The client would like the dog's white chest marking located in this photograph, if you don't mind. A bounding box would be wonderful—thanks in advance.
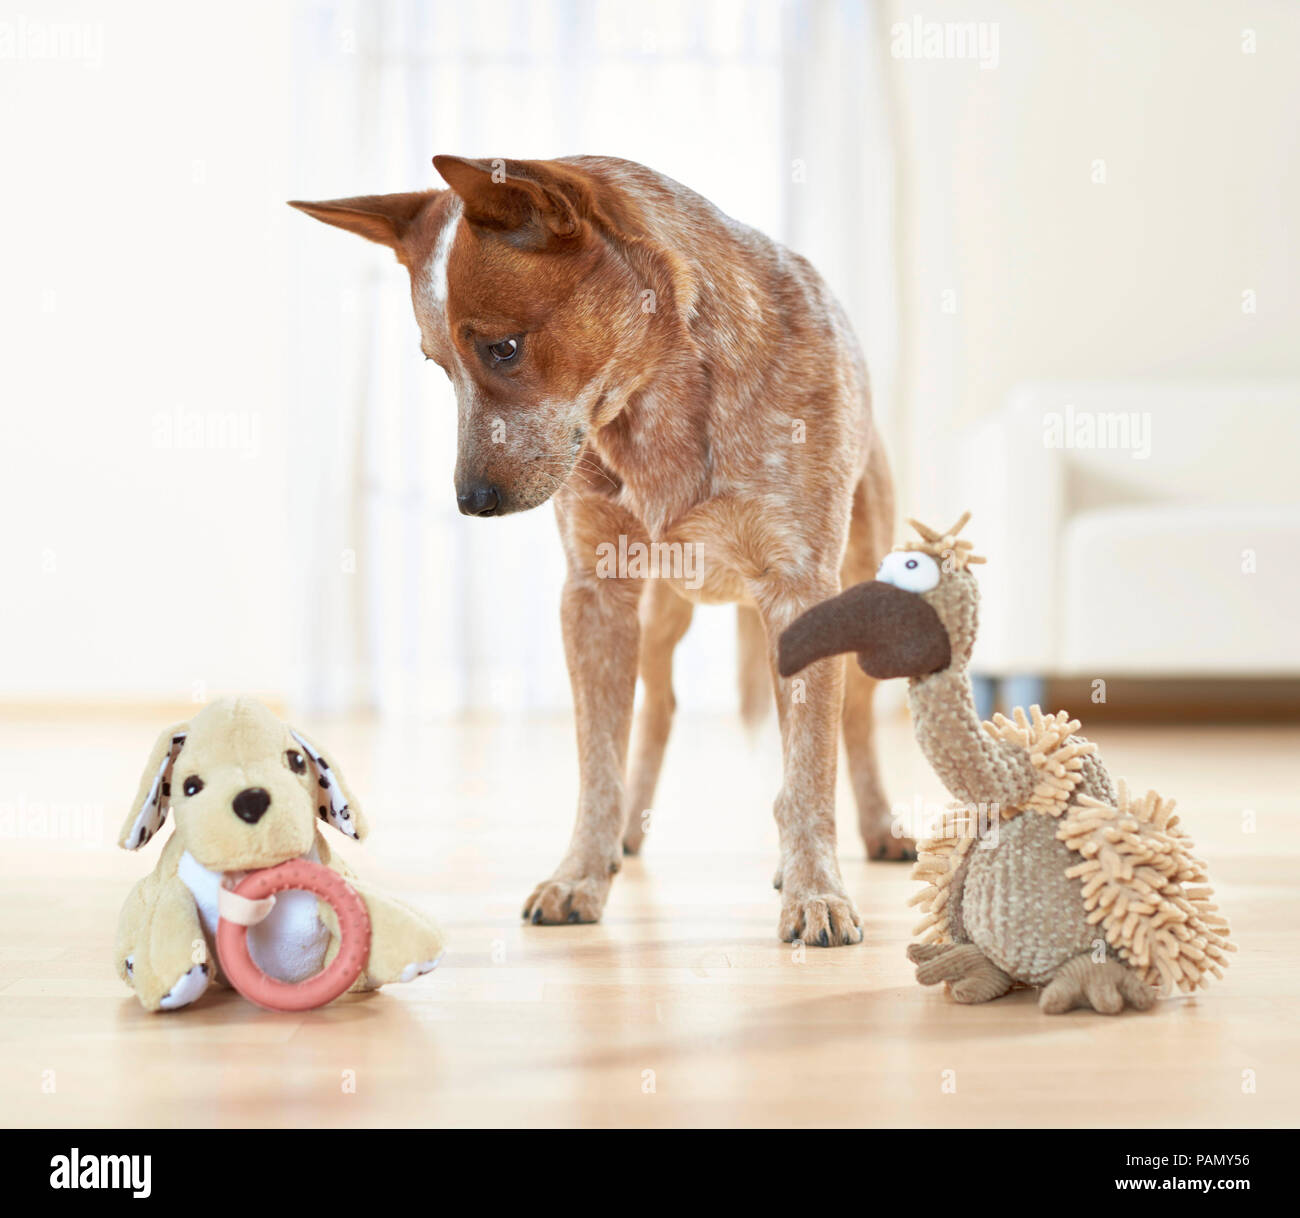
[177,850,331,984]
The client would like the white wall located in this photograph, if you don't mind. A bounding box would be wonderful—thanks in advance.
[0,1,296,702]
[7,0,1297,707]
[883,0,1300,514]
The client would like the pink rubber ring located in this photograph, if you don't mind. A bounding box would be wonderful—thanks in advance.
[216,859,371,1012]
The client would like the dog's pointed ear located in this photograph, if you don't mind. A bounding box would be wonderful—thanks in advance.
[119,723,189,850]
[287,191,435,253]
[433,155,582,245]
[289,729,369,842]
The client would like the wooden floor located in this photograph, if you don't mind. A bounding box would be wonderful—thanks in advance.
[1,706,1295,1128]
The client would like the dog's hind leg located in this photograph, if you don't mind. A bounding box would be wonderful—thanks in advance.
[736,604,770,731]
[622,580,694,855]
[843,669,913,859]
[840,445,915,859]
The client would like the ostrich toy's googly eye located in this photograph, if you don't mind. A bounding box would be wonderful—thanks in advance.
[876,550,941,594]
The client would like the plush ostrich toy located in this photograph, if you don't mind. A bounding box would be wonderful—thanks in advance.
[779,513,1234,1013]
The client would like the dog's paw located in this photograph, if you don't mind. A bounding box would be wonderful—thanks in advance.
[522,874,609,925]
[621,831,644,857]
[779,890,863,947]
[158,963,210,1011]
[864,831,917,862]
[622,808,652,856]
[397,953,444,984]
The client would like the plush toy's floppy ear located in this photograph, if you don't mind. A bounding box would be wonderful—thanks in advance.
[119,723,189,850]
[290,730,369,842]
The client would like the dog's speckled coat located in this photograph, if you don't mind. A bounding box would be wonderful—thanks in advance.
[291,155,904,946]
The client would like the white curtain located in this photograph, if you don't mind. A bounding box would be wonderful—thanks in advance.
[288,0,896,716]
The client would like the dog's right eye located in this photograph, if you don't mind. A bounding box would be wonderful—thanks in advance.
[480,335,522,367]
[182,776,204,797]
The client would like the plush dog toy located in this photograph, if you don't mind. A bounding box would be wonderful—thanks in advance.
[114,697,444,1012]
[779,513,1234,1013]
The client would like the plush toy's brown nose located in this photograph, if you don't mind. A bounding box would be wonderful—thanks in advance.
[232,787,271,824]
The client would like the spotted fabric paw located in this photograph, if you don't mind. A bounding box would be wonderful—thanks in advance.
[397,953,444,984]
[158,963,211,1011]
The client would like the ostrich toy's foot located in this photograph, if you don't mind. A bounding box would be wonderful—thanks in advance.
[907,942,1014,1004]
[1039,954,1159,1014]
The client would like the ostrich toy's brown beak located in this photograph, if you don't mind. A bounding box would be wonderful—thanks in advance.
[778,580,952,681]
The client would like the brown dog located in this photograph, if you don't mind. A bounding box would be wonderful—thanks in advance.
[291,156,907,947]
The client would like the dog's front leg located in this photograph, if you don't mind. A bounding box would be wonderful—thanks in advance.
[757,581,863,948]
[523,570,641,924]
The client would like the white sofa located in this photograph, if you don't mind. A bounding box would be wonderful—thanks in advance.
[957,383,1300,713]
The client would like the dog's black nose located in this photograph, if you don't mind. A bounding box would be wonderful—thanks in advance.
[457,484,501,517]
[232,787,271,824]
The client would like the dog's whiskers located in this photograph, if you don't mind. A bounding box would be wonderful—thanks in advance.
[532,452,620,501]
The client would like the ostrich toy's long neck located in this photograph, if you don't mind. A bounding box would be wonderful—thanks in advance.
[907,667,1036,813]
